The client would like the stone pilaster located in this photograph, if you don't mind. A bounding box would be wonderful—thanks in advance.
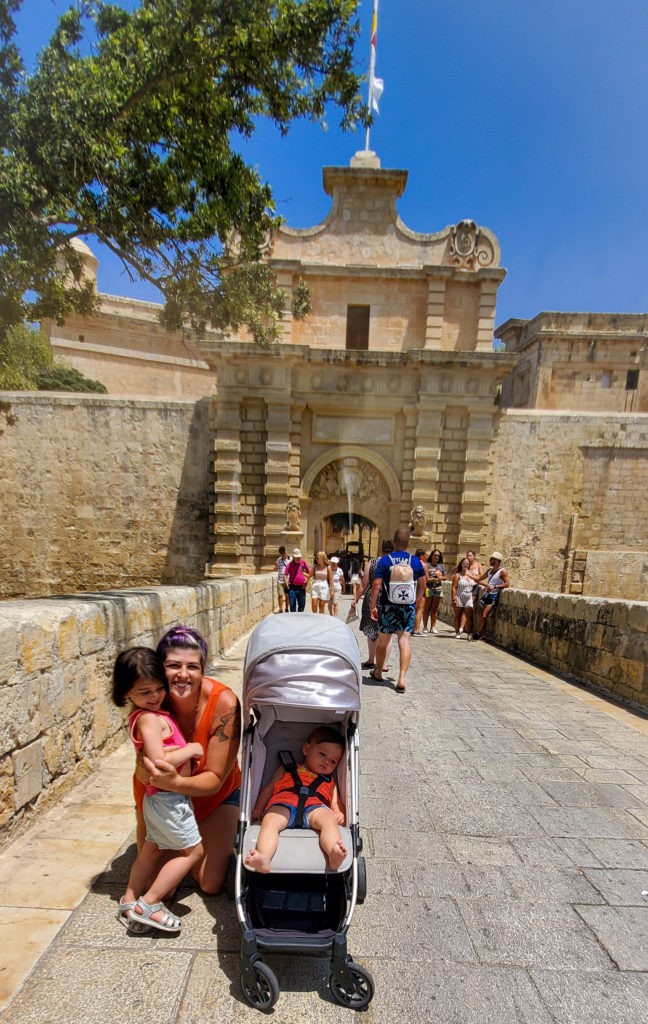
[206,395,244,576]
[458,405,497,555]
[411,399,445,544]
[475,278,500,351]
[263,398,294,568]
[424,274,446,349]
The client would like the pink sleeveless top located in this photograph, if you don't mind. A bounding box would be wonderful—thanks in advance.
[129,708,190,797]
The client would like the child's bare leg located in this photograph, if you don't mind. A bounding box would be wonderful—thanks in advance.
[123,839,162,905]
[308,807,347,870]
[140,843,204,910]
[245,807,290,873]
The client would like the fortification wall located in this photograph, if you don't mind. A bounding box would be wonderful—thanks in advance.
[0,393,211,599]
[0,576,273,846]
[439,586,648,710]
[487,411,648,598]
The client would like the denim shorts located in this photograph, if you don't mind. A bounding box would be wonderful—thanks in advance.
[221,786,240,808]
[264,801,328,828]
[144,790,201,850]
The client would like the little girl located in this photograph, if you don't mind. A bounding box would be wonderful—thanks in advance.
[112,646,204,933]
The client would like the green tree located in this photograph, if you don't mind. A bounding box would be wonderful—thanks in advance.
[0,321,107,391]
[0,0,365,346]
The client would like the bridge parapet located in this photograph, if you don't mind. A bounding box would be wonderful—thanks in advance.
[0,576,273,848]
[440,586,648,710]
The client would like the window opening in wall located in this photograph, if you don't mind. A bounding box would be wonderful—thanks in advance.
[601,372,611,389]
[346,305,370,350]
[626,369,639,390]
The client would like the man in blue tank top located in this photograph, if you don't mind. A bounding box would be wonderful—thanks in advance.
[369,526,425,693]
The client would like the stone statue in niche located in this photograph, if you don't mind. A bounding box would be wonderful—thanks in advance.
[410,505,427,535]
[285,499,301,531]
[449,219,494,269]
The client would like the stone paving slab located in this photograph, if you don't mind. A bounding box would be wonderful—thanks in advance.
[2,609,648,1022]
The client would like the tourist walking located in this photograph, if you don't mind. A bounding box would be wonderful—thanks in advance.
[275,546,290,613]
[285,548,311,612]
[369,527,426,693]
[329,555,345,616]
[355,539,394,669]
[308,551,334,614]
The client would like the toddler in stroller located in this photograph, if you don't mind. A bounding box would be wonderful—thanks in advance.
[233,614,374,1011]
[245,725,347,873]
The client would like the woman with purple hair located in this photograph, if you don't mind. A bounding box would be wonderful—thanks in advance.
[133,625,241,894]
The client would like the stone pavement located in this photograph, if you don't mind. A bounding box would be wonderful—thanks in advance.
[2,605,648,1024]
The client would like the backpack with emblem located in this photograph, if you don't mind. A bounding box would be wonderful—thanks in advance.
[386,555,416,605]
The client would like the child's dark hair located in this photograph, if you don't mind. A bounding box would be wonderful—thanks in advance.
[306,726,345,749]
[112,647,168,708]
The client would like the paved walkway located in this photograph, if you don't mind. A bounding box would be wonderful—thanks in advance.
[2,604,648,1023]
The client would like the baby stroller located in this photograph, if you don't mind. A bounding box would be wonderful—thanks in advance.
[232,614,374,1011]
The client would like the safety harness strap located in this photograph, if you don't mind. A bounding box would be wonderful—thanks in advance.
[278,750,331,829]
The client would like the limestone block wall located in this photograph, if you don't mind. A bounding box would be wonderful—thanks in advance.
[438,585,648,709]
[0,576,273,846]
[487,411,648,597]
[0,393,212,599]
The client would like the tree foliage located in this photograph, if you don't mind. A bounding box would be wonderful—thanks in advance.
[0,0,365,345]
[0,321,107,391]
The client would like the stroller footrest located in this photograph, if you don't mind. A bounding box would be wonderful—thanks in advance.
[243,824,353,874]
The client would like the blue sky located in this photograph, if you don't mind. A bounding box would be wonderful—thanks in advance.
[15,0,648,328]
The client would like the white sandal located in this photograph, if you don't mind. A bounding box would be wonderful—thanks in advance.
[128,897,181,933]
[116,900,150,933]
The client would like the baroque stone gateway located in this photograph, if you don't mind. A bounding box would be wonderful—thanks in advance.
[3,150,647,601]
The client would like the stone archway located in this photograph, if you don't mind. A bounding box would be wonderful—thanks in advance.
[302,452,398,554]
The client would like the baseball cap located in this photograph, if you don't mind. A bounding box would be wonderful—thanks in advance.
[330,556,340,563]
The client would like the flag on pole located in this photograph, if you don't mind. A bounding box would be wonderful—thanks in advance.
[368,0,384,115]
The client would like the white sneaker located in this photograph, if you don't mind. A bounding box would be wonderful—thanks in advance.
[454,631,460,639]
[431,627,439,635]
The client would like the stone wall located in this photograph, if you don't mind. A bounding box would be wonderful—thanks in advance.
[487,411,648,598]
[0,576,273,846]
[0,393,212,599]
[439,585,648,710]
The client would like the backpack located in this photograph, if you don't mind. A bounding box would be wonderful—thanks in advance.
[386,555,416,605]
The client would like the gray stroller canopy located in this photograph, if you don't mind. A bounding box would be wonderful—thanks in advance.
[243,615,361,721]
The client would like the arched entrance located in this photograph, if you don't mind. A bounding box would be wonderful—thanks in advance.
[313,511,379,561]
[303,450,400,562]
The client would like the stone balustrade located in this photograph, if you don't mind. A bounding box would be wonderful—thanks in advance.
[0,576,274,846]
[439,585,648,710]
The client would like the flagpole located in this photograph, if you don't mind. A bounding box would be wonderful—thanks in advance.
[365,0,379,150]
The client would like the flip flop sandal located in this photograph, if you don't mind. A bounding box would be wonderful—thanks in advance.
[128,898,181,933]
[361,661,375,669]
[395,684,406,694]
[116,900,150,933]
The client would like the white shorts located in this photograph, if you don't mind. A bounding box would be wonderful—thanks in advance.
[331,588,341,605]
[455,594,474,609]
[311,580,330,601]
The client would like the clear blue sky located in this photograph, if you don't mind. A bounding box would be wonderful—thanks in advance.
[15,0,648,328]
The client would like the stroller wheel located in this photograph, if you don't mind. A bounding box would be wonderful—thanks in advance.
[330,962,374,1009]
[240,960,280,1010]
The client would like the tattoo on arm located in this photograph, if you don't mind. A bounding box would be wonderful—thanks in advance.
[213,703,241,744]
